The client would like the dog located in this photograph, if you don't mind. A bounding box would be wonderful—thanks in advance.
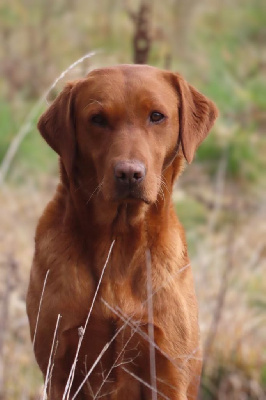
[26,64,218,399]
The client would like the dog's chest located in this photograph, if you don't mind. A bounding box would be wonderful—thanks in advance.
[92,242,147,320]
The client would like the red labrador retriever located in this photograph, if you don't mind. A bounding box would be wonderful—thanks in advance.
[27,64,218,400]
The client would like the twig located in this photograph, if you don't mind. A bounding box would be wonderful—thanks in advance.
[72,315,133,400]
[33,270,50,349]
[102,300,200,370]
[63,239,115,400]
[121,367,170,400]
[146,249,157,400]
[42,314,62,400]
[102,297,202,400]
[147,262,191,304]
[93,319,141,399]
[48,339,59,397]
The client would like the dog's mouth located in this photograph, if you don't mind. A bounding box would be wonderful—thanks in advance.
[112,182,150,204]
[125,195,150,205]
[100,173,157,206]
[114,191,151,205]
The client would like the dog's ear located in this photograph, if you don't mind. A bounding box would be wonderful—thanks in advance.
[174,74,218,163]
[38,82,76,176]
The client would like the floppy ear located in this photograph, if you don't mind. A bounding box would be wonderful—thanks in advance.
[38,82,76,177]
[175,74,218,164]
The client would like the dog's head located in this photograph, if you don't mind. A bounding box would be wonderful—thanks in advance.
[38,65,218,205]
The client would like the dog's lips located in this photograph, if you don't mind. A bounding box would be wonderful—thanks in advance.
[112,183,148,202]
[125,195,150,205]
[114,192,150,205]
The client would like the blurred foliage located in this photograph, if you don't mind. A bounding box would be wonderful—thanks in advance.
[175,197,207,231]
[0,100,17,161]
[196,128,263,184]
[202,362,266,400]
[0,0,265,399]
[0,0,265,188]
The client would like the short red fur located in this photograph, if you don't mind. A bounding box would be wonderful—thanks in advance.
[27,64,218,399]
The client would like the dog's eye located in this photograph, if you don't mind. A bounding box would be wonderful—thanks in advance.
[150,111,165,124]
[91,114,107,127]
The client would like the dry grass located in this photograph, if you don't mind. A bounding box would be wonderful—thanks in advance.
[0,173,265,399]
[0,178,56,399]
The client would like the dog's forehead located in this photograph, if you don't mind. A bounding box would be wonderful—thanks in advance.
[75,65,177,107]
[87,64,167,84]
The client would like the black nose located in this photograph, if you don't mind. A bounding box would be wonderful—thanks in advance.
[114,161,146,186]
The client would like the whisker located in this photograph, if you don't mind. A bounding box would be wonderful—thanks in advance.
[158,187,165,202]
[74,177,95,193]
[160,176,171,196]
[95,182,103,197]
[86,181,104,204]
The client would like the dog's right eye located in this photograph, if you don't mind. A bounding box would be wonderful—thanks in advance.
[91,114,107,127]
[149,111,165,124]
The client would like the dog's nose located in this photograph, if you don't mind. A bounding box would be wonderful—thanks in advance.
[114,161,146,185]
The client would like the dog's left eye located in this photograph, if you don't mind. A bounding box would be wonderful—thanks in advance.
[150,111,165,123]
[91,114,107,127]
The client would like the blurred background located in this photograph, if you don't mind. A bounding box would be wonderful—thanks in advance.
[0,0,265,399]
